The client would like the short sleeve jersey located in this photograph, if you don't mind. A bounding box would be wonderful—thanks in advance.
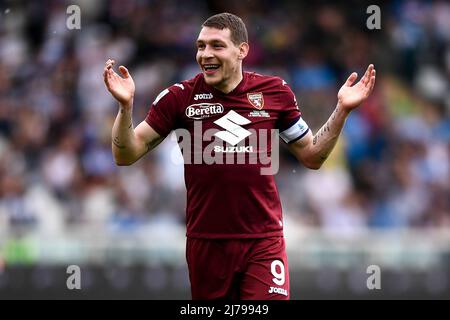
[146,72,306,239]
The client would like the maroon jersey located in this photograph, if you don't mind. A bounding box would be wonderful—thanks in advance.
[145,72,305,239]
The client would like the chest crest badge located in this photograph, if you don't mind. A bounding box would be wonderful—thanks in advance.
[247,92,264,110]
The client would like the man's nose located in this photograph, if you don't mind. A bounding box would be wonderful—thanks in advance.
[201,46,214,59]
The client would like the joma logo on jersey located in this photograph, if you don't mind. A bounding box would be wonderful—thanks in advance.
[268,286,288,296]
[214,110,252,146]
[186,103,224,120]
[194,93,213,100]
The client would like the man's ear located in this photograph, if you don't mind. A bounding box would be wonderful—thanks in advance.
[238,42,249,60]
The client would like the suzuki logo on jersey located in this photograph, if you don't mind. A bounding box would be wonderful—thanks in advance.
[194,93,213,100]
[213,110,252,146]
[186,103,224,120]
[213,145,253,153]
[247,92,264,110]
[173,113,280,174]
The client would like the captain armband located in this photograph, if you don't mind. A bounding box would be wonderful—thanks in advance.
[279,117,310,144]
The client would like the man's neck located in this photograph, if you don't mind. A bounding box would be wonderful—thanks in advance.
[214,70,243,94]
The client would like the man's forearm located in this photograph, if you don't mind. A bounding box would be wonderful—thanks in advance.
[309,103,349,166]
[111,101,138,164]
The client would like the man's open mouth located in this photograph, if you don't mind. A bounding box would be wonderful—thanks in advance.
[203,64,220,74]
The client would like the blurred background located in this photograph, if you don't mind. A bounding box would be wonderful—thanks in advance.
[0,0,449,299]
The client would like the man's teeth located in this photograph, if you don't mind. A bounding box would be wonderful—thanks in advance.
[204,65,220,70]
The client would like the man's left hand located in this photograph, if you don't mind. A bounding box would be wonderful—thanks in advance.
[337,64,376,112]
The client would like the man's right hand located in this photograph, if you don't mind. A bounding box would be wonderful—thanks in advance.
[103,59,135,107]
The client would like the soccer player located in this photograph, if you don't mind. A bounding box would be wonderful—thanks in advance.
[103,13,376,300]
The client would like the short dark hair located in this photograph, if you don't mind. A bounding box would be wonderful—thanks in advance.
[202,12,248,46]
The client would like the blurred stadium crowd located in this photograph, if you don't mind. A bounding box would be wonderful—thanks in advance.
[0,0,449,239]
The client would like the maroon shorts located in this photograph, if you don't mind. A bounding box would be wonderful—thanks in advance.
[186,236,290,300]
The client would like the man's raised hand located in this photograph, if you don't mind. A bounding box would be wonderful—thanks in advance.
[337,64,376,112]
[103,59,135,107]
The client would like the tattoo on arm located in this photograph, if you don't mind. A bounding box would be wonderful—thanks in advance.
[113,137,126,149]
[314,121,327,143]
[331,106,338,120]
[313,107,344,159]
[308,106,345,165]
[313,108,335,144]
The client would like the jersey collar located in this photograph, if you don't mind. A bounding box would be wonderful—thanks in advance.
[202,71,248,97]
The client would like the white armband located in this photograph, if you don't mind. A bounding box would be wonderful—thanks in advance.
[280,117,310,143]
